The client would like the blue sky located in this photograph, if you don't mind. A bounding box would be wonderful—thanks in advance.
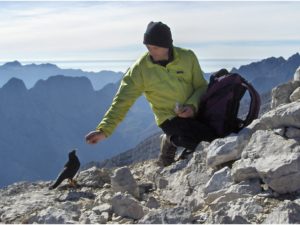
[0,1,299,62]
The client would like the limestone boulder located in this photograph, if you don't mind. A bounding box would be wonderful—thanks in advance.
[263,200,300,224]
[271,81,300,108]
[290,87,300,102]
[294,66,300,81]
[111,192,144,220]
[232,130,300,194]
[77,167,111,188]
[139,207,193,224]
[111,166,139,199]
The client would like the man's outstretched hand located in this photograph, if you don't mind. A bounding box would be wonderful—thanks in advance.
[85,130,106,144]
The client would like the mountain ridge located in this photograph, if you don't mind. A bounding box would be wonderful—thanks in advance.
[0,60,123,90]
[231,52,300,93]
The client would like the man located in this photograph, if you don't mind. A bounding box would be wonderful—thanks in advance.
[85,21,216,166]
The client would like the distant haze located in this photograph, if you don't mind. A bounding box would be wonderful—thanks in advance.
[0,58,260,75]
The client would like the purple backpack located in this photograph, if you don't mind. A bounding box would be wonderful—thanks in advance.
[197,69,261,138]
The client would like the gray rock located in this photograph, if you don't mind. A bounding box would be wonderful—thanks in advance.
[157,148,210,208]
[168,158,190,173]
[28,205,79,224]
[57,190,95,202]
[194,213,208,223]
[195,141,211,153]
[294,66,300,81]
[290,87,300,102]
[210,179,262,206]
[254,135,300,193]
[164,207,193,223]
[145,196,160,209]
[285,126,300,139]
[138,182,154,196]
[274,128,285,136]
[271,81,300,108]
[101,212,110,221]
[92,203,112,214]
[263,200,300,223]
[204,189,228,205]
[220,215,249,224]
[77,166,111,188]
[0,182,60,223]
[111,213,122,222]
[111,192,144,220]
[103,183,111,189]
[111,166,139,199]
[118,217,135,224]
[94,189,113,204]
[262,100,300,129]
[232,158,260,183]
[203,167,233,204]
[204,167,233,195]
[232,130,300,194]
[155,177,168,189]
[139,207,193,224]
[228,178,262,196]
[79,210,108,224]
[206,135,242,168]
[209,198,263,224]
[185,150,211,189]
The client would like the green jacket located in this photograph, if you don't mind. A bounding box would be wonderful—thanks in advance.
[96,47,208,137]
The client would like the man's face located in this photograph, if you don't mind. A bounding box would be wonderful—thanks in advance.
[146,44,169,61]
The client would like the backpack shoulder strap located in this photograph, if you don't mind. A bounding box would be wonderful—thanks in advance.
[240,77,261,127]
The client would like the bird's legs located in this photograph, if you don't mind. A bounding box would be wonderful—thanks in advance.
[68,179,77,187]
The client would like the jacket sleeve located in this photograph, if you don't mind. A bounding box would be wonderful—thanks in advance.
[185,50,208,112]
[96,64,144,137]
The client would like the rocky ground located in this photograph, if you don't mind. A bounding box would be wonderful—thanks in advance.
[0,148,299,224]
[1,78,300,224]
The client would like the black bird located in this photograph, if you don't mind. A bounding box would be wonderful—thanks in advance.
[49,149,80,190]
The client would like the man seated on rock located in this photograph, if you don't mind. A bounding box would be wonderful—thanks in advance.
[85,21,216,167]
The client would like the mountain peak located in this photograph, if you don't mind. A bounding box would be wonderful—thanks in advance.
[26,63,59,69]
[287,52,300,61]
[32,75,94,93]
[262,56,286,64]
[1,77,27,91]
[1,60,22,68]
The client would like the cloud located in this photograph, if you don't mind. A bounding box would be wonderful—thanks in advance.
[0,1,299,60]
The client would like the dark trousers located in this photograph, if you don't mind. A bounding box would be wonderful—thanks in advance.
[159,116,217,150]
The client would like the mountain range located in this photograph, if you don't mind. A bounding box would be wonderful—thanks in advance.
[231,53,300,94]
[0,61,123,90]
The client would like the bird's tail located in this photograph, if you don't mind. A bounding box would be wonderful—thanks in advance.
[49,173,65,189]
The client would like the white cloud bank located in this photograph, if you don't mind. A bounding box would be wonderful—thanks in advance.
[0,1,299,61]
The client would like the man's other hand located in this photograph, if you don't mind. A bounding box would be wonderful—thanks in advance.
[176,105,195,118]
[85,130,106,144]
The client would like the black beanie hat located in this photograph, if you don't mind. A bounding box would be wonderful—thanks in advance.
[143,21,173,48]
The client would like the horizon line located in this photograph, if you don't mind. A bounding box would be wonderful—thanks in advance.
[0,58,282,63]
